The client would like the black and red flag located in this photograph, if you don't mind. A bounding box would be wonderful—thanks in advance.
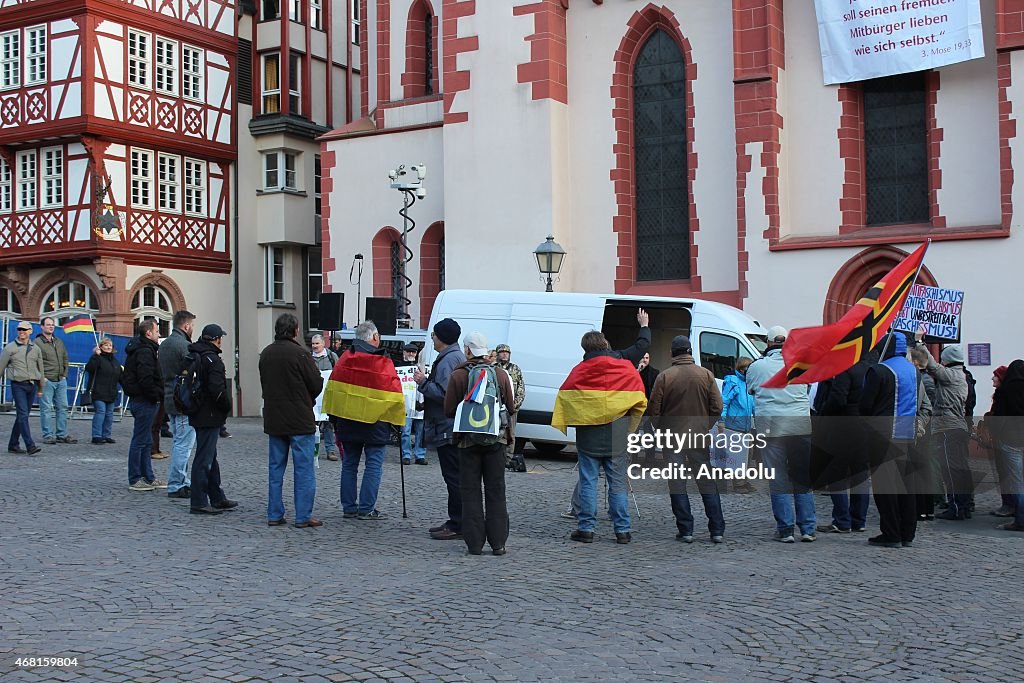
[762,242,928,388]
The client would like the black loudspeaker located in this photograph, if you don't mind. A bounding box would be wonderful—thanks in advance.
[364,297,398,336]
[319,293,344,331]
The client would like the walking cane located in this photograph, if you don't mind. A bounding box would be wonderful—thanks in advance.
[397,425,408,518]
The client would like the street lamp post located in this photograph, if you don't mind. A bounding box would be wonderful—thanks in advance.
[534,235,566,293]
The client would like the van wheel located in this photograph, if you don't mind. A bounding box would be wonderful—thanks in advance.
[531,442,566,455]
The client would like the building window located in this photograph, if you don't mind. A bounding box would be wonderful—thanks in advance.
[263,151,297,190]
[16,151,35,211]
[41,281,97,324]
[132,284,173,338]
[864,72,929,226]
[266,246,285,301]
[158,153,179,212]
[131,148,154,209]
[311,0,323,31]
[699,332,749,381]
[0,157,11,212]
[305,247,322,330]
[1,31,19,90]
[25,25,46,85]
[288,52,301,114]
[0,286,21,314]
[351,0,360,45]
[128,30,150,89]
[154,37,177,95]
[263,0,281,21]
[314,153,322,218]
[184,158,205,215]
[182,46,203,101]
[41,146,62,208]
[633,29,689,281]
[262,53,280,113]
[425,11,434,95]
[290,0,301,22]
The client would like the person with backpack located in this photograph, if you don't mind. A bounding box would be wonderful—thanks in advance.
[185,324,237,515]
[84,337,122,445]
[443,332,516,556]
[919,341,972,520]
[121,320,166,491]
[310,334,341,462]
[159,310,197,498]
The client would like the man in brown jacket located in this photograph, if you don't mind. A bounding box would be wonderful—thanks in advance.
[444,332,516,556]
[648,335,726,543]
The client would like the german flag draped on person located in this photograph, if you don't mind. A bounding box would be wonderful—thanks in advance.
[552,353,648,434]
[323,342,406,426]
[762,242,928,388]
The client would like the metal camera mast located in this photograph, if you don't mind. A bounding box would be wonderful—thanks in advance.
[388,164,427,322]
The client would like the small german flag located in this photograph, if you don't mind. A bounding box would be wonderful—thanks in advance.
[762,242,928,388]
[552,355,647,434]
[62,314,95,334]
[323,351,406,426]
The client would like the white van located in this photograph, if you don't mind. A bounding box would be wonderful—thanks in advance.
[424,289,767,453]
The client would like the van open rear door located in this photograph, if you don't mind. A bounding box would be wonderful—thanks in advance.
[602,299,693,373]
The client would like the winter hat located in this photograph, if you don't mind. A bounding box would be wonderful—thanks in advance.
[893,333,907,356]
[671,335,692,356]
[994,365,1009,382]
[433,318,461,345]
[940,345,964,365]
[767,326,788,342]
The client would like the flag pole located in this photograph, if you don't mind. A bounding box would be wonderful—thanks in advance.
[877,239,932,360]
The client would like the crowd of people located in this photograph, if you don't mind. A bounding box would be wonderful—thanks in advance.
[3,307,1023,553]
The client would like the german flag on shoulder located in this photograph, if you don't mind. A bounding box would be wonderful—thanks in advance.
[552,355,647,434]
[323,351,406,426]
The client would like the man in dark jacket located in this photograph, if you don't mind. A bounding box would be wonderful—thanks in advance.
[992,359,1024,532]
[187,324,236,514]
[159,310,196,498]
[122,320,165,491]
[332,321,395,521]
[414,318,467,540]
[648,336,725,543]
[813,350,877,533]
[859,334,918,548]
[260,314,324,527]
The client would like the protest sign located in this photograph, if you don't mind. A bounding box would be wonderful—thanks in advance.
[313,369,331,422]
[892,283,963,343]
[814,0,984,85]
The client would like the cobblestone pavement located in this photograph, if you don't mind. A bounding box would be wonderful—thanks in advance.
[1,414,1022,682]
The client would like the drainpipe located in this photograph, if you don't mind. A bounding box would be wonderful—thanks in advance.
[232,16,242,415]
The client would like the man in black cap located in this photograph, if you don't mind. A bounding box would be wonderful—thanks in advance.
[187,323,237,515]
[414,318,467,539]
[397,342,427,465]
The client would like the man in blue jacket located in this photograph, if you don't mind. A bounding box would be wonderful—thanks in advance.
[414,318,467,540]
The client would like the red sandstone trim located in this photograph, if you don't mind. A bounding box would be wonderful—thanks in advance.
[771,225,1008,253]
[999,51,1015,230]
[376,0,392,110]
[610,3,700,296]
[418,221,444,328]
[371,227,402,297]
[998,0,1024,51]
[403,0,440,100]
[320,149,338,293]
[513,0,568,104]
[822,245,938,324]
[442,0,478,125]
[361,0,369,117]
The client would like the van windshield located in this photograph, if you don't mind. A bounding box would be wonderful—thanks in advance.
[746,334,768,356]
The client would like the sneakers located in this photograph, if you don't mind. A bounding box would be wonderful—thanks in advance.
[997,522,1024,531]
[7,447,26,454]
[676,533,694,544]
[357,510,386,520]
[220,428,232,438]
[402,458,411,465]
[990,506,1016,518]
[213,499,239,510]
[570,530,594,543]
[91,438,106,445]
[104,438,116,444]
[615,532,632,545]
[867,535,901,548]
[294,518,324,528]
[343,512,359,519]
[150,451,169,460]
[43,436,57,445]
[26,445,41,455]
[129,480,154,492]
[167,487,191,499]
[801,533,817,543]
[146,479,168,489]
[936,509,968,521]
[190,506,222,515]
[816,524,850,533]
[415,458,428,465]
[492,546,507,556]
[711,535,724,544]
[852,527,867,532]
[774,530,796,543]
[559,510,577,520]
[57,436,77,444]
[326,452,340,461]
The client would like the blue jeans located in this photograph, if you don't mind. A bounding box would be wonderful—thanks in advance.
[127,399,157,485]
[8,381,37,450]
[39,377,69,438]
[168,414,196,493]
[669,450,724,536]
[762,435,817,535]
[829,492,871,531]
[340,441,386,514]
[401,417,425,461]
[268,433,317,523]
[92,400,114,440]
[576,451,630,533]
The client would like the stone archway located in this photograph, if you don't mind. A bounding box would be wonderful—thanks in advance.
[823,245,937,325]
